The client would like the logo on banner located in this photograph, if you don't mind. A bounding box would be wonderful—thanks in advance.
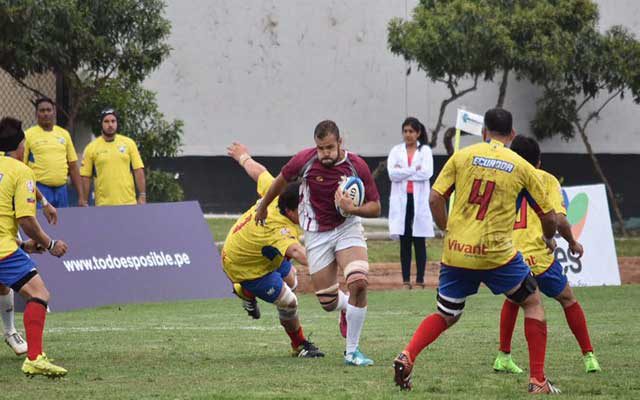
[555,190,589,274]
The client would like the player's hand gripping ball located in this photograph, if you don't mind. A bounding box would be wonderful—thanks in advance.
[336,176,365,217]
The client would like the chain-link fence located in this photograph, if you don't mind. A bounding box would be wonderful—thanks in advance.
[0,68,58,128]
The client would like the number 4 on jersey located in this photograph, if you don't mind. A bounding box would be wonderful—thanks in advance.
[468,179,495,220]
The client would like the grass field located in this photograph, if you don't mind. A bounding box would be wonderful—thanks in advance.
[206,218,640,260]
[1,286,638,399]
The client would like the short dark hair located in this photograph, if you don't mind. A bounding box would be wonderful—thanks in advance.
[510,135,541,167]
[484,108,513,136]
[34,97,55,109]
[314,120,340,140]
[0,117,25,152]
[277,182,300,215]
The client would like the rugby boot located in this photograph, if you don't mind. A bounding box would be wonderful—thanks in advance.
[291,340,325,358]
[5,332,27,356]
[583,352,601,373]
[344,347,374,366]
[393,351,413,390]
[22,353,67,378]
[493,351,524,374]
[528,377,561,394]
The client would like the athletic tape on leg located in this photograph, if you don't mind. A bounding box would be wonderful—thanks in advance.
[315,283,339,311]
[344,260,369,286]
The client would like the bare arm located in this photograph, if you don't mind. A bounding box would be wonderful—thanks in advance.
[134,168,146,204]
[18,216,67,257]
[557,213,584,257]
[429,190,448,231]
[81,176,92,205]
[35,188,57,225]
[538,210,558,252]
[254,173,288,225]
[285,243,308,266]
[335,188,381,218]
[227,142,266,182]
[69,161,86,206]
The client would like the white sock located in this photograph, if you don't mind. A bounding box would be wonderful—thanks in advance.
[337,290,349,311]
[0,289,17,335]
[345,304,367,354]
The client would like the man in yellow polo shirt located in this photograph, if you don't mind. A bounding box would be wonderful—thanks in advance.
[80,109,146,206]
[24,97,84,207]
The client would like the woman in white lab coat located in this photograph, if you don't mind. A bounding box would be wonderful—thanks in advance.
[387,117,434,289]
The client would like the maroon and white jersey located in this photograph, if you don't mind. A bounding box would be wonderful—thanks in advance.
[281,148,380,232]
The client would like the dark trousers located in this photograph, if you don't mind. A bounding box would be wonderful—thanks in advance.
[400,194,427,284]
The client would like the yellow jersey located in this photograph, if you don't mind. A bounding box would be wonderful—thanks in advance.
[222,171,301,282]
[0,157,37,258]
[23,125,78,187]
[80,134,144,206]
[432,139,553,270]
[513,169,566,275]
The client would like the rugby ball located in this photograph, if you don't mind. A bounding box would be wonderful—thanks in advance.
[337,176,365,217]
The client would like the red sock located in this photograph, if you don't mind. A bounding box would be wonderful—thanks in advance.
[524,318,547,382]
[499,300,520,353]
[24,300,47,361]
[286,326,305,348]
[404,313,448,363]
[563,302,593,354]
[242,288,255,299]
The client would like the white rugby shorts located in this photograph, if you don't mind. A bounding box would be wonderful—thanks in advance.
[304,217,367,274]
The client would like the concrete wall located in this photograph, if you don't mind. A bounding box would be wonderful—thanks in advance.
[145,0,640,157]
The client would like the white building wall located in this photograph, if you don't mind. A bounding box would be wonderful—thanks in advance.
[145,0,640,156]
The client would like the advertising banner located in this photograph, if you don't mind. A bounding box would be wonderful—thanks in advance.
[19,201,231,311]
[556,184,621,287]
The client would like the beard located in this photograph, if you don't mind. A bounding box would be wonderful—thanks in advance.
[320,157,338,167]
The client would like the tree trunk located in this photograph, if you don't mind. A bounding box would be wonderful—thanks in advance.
[577,124,628,236]
[496,69,510,108]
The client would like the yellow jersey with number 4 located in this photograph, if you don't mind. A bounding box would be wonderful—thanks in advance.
[0,157,37,258]
[80,134,144,206]
[513,169,565,275]
[222,171,301,282]
[432,139,553,270]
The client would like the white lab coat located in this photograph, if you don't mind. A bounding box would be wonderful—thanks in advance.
[387,142,435,239]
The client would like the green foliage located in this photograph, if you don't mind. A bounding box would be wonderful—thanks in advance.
[0,0,172,132]
[389,0,598,85]
[146,169,184,203]
[387,0,599,145]
[388,0,506,84]
[0,0,171,82]
[531,25,640,140]
[531,86,578,140]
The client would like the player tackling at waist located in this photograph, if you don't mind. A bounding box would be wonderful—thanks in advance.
[255,120,382,366]
[222,142,324,358]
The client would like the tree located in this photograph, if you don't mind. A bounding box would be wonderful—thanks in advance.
[0,0,171,134]
[79,77,185,202]
[387,0,598,152]
[531,26,640,235]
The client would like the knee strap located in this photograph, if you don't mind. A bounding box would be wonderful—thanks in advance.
[275,285,298,320]
[344,260,369,286]
[315,283,339,311]
[507,273,538,304]
[436,291,465,317]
